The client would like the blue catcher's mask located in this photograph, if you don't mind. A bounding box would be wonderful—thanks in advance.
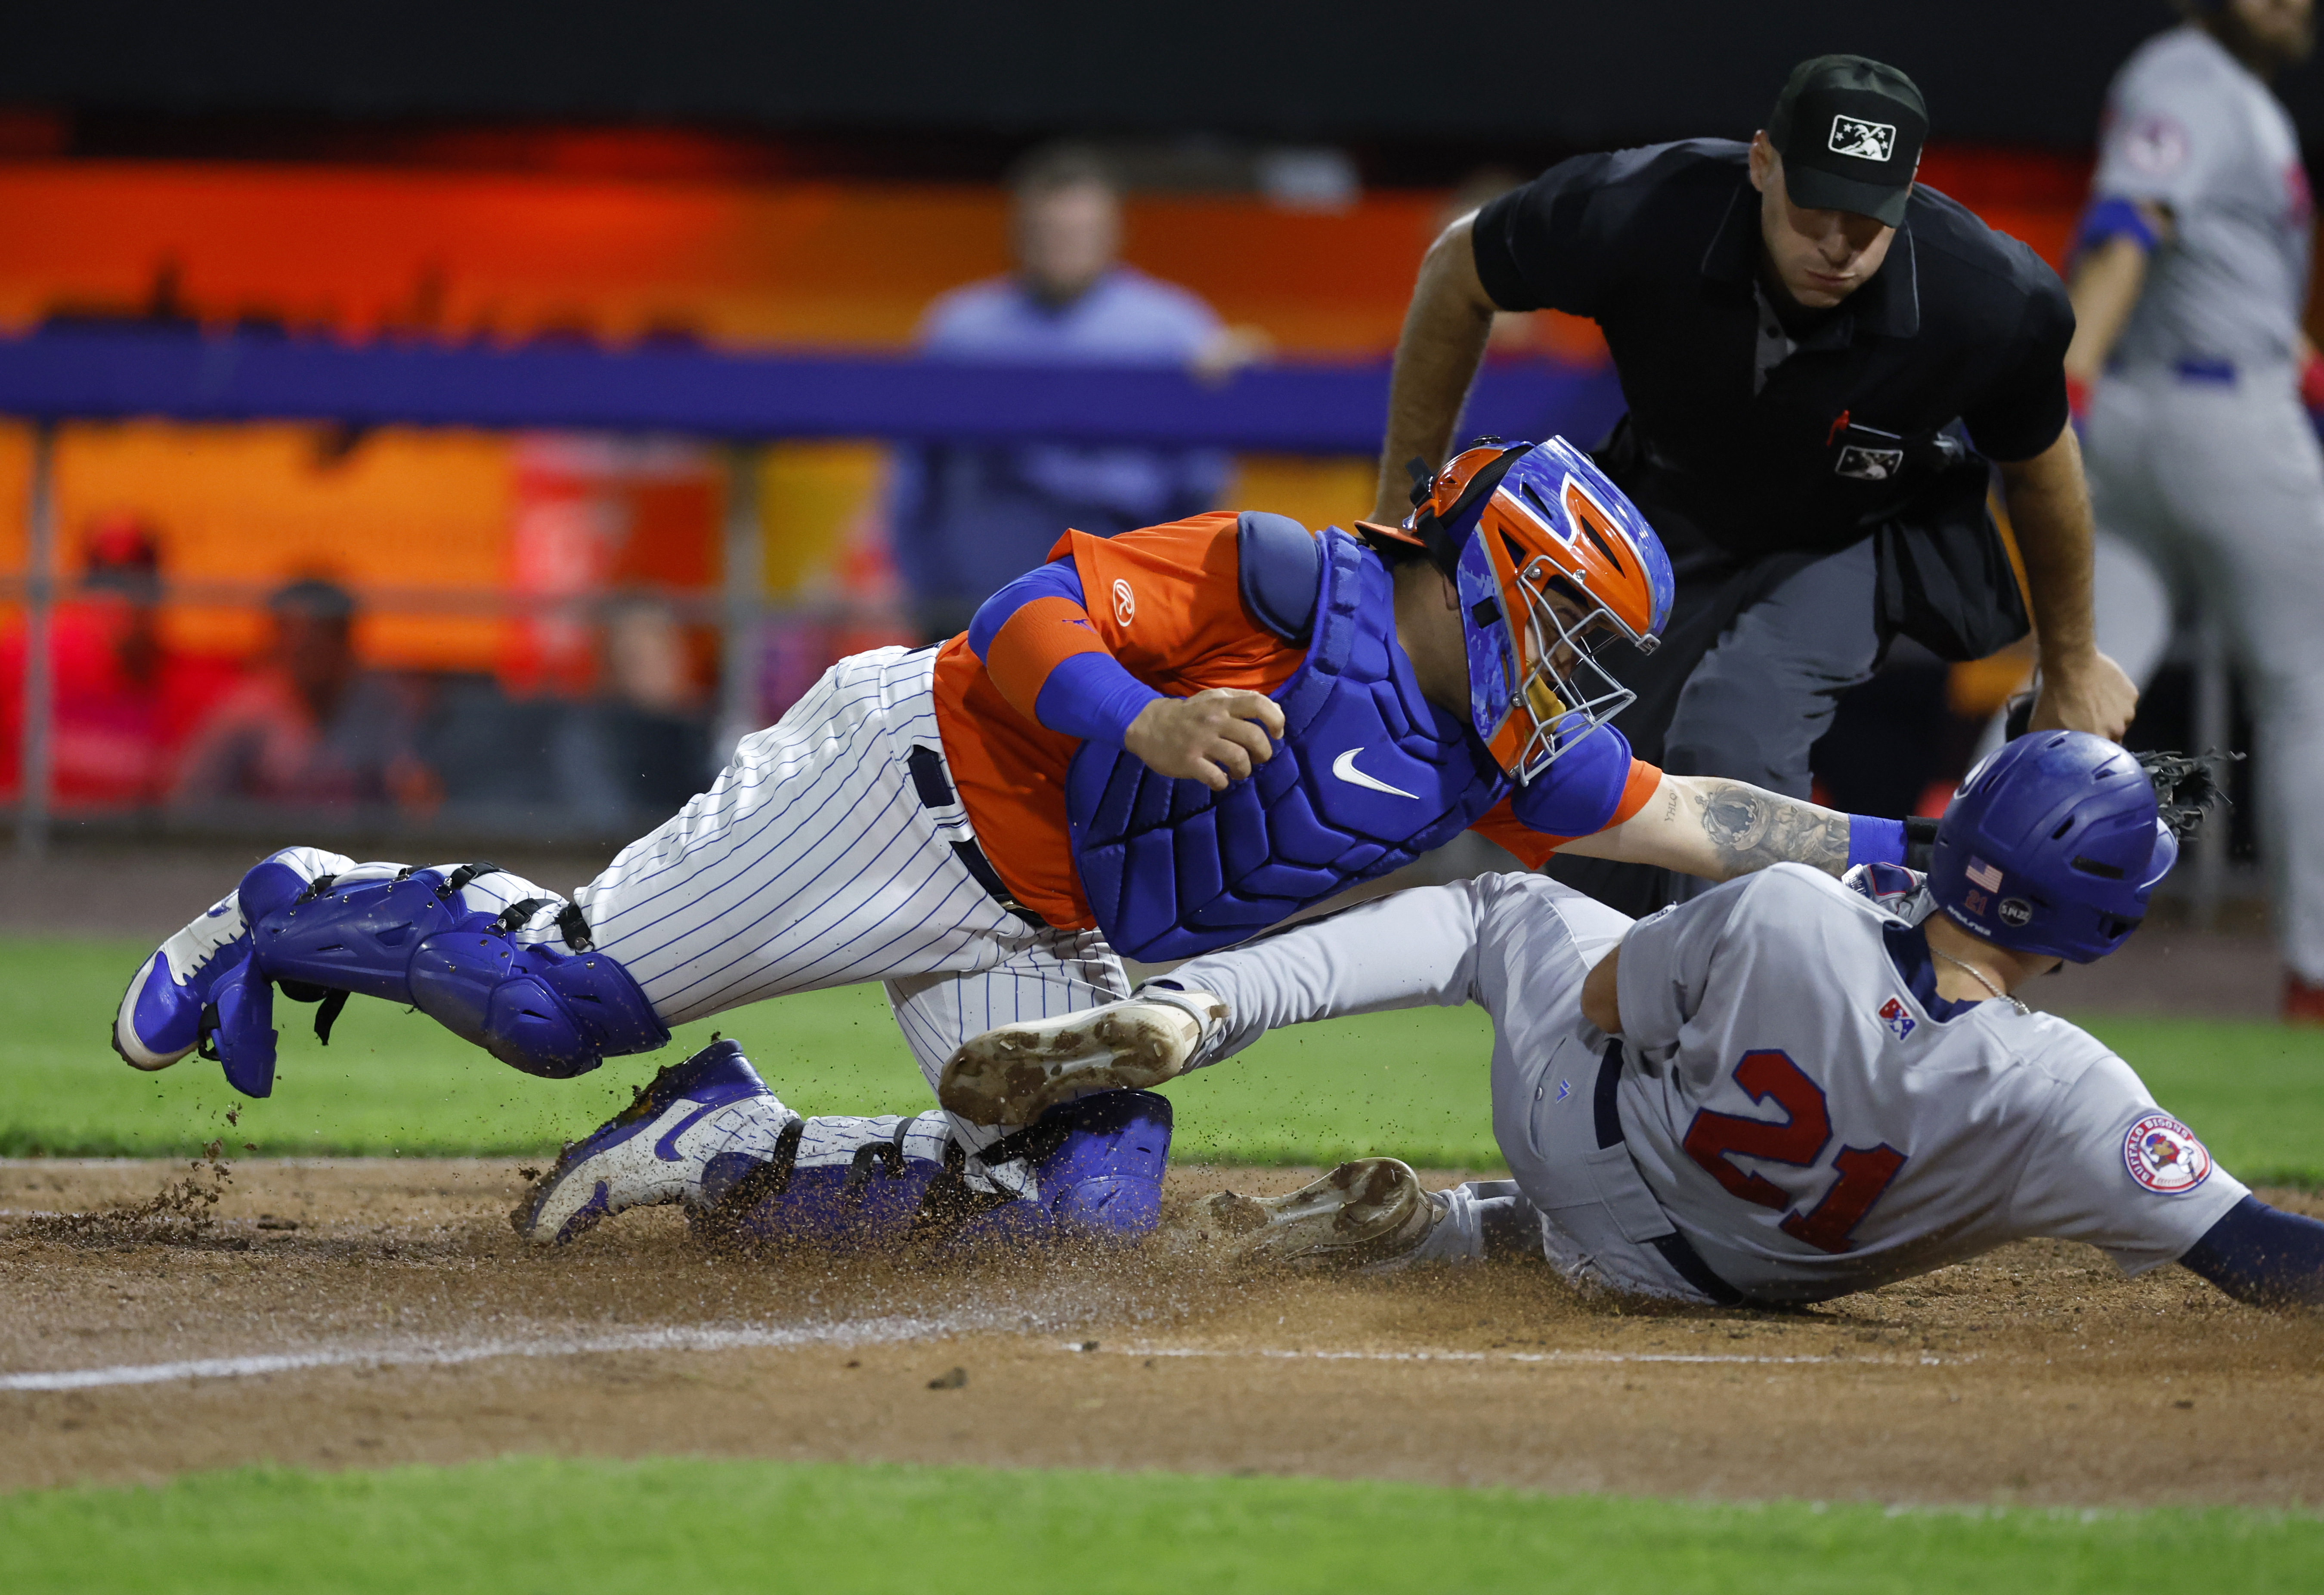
[1439,441,1672,784]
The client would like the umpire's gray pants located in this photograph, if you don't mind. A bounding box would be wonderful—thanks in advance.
[2085,364,2324,982]
[1660,538,1882,800]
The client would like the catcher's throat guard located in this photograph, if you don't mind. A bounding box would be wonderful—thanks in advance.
[1365,437,1673,785]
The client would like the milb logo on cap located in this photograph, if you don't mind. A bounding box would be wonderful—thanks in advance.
[1828,114,1897,163]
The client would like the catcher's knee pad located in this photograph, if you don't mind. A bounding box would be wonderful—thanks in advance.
[696,1090,1173,1250]
[246,861,668,1081]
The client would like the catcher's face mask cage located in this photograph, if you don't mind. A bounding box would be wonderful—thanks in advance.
[1449,442,1674,785]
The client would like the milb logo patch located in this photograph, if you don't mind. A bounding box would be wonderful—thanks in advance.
[1835,445,1904,480]
[1876,996,1915,1040]
[1829,114,1897,164]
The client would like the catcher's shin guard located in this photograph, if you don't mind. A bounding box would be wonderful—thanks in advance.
[221,861,667,1097]
[696,1089,1174,1250]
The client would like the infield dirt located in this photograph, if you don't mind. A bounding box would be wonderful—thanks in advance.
[3,1157,2319,1506]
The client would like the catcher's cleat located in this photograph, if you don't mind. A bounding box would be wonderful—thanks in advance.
[112,846,353,1072]
[513,1038,798,1246]
[1201,1157,1440,1269]
[938,990,1225,1125]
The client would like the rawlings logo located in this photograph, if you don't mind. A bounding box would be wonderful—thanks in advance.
[1111,578,1136,627]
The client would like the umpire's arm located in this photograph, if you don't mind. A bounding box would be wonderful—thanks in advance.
[1371,212,1499,524]
[1996,425,2138,742]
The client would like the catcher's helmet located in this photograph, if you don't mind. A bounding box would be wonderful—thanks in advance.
[1929,730,2178,963]
[1360,437,1674,784]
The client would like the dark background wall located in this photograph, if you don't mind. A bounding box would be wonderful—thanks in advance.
[5,0,2317,161]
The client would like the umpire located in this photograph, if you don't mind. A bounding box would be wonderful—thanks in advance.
[1374,55,2138,914]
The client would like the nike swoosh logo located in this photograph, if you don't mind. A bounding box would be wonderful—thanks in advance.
[1331,747,1421,801]
[653,1100,732,1162]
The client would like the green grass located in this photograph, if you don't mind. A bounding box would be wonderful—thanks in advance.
[1,936,1500,1165]
[6,937,2320,1180]
[2073,1017,2324,1188]
[1,1456,2317,1595]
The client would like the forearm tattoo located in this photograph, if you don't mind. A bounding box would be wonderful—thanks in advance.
[1693,780,1852,878]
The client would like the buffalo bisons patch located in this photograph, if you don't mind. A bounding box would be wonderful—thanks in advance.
[2123,1112,2212,1195]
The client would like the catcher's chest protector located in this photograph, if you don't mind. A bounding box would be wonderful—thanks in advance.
[1065,522,1507,962]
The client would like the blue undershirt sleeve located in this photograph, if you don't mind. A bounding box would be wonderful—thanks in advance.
[965,556,1162,748]
[2178,1196,2324,1309]
[1846,816,1907,870]
[2073,195,2161,260]
[966,558,1086,660]
[1035,652,1164,747]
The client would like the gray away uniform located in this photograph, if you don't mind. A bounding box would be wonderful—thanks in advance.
[1163,866,2245,1303]
[2082,22,2324,981]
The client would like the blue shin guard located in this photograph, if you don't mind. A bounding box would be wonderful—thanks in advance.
[214,861,668,1097]
[696,1089,1173,1250]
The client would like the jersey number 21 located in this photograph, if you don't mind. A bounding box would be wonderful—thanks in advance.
[1681,1049,1907,1254]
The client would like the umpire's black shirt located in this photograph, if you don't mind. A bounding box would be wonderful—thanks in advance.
[1473,139,2074,563]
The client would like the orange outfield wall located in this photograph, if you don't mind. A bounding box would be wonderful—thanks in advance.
[0,162,1464,352]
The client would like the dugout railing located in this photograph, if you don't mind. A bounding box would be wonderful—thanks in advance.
[0,318,1620,853]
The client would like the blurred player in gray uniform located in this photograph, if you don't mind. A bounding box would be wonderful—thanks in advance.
[946,735,2324,1310]
[2064,0,2324,1020]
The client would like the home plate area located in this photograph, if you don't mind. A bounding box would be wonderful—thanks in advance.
[3,1158,2319,1506]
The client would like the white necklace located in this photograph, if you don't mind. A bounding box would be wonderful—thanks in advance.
[1932,948,2029,1016]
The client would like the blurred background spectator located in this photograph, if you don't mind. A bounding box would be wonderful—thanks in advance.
[888,143,1256,642]
[586,593,714,816]
[0,514,235,810]
[172,578,437,816]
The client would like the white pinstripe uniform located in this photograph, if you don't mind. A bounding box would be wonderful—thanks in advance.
[384,646,1130,1175]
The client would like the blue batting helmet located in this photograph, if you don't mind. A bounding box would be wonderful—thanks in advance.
[1929,731,2178,963]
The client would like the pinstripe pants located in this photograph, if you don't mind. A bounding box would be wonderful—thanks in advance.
[569,646,1129,1159]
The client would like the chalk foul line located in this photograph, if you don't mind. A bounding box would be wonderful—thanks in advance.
[0,1323,1969,1395]
[0,1317,967,1394]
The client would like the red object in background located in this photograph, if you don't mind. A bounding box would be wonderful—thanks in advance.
[2299,349,2324,413]
[2285,972,2324,1025]
[501,435,720,698]
[0,513,240,808]
[0,601,240,807]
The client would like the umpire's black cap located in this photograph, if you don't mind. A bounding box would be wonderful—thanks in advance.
[1766,55,1927,227]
